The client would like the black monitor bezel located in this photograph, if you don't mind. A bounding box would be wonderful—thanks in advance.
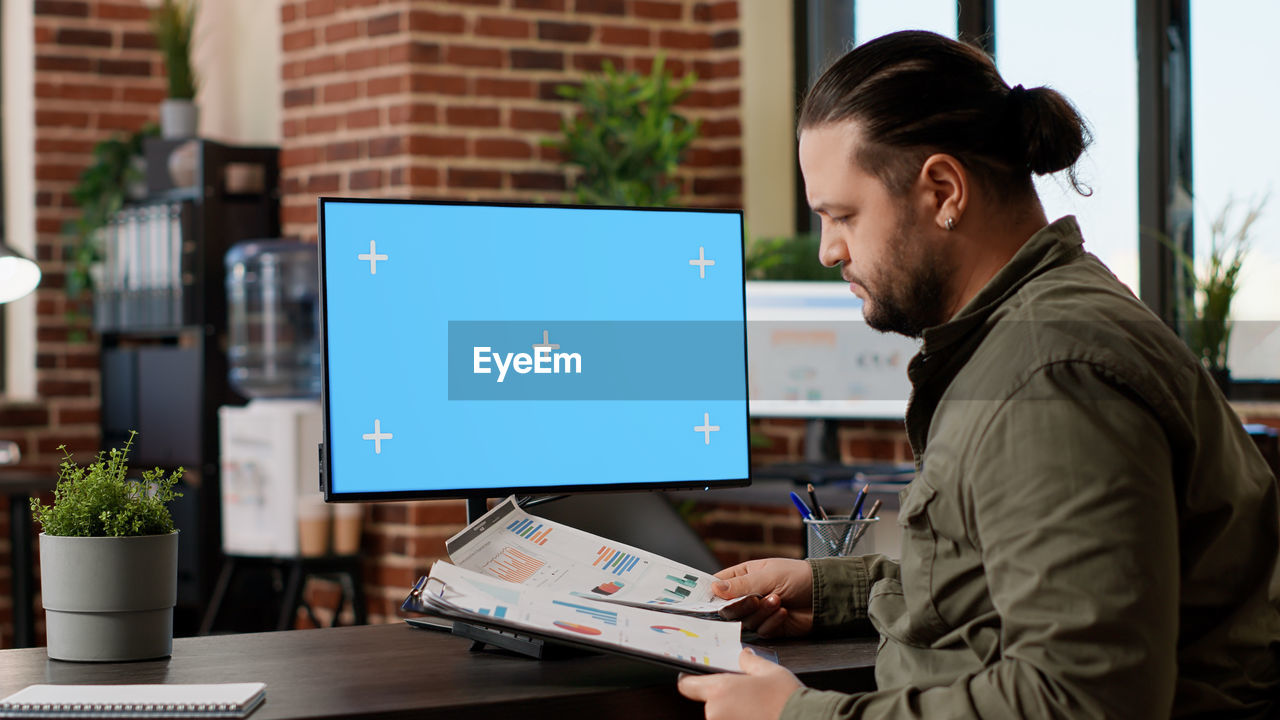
[317,196,751,502]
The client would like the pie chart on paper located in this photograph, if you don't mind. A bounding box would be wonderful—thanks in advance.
[554,621,602,636]
[650,625,699,638]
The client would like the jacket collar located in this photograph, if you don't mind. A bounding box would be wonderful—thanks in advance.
[919,215,1085,356]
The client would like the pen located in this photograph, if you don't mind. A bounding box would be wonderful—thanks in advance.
[851,482,869,519]
[789,491,814,520]
[806,483,829,520]
[844,499,883,555]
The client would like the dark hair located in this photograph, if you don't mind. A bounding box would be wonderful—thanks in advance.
[799,31,1091,198]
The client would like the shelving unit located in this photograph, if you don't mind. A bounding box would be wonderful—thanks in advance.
[96,138,279,634]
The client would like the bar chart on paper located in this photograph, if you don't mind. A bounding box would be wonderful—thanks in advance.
[506,518,553,546]
[552,599,618,626]
[483,546,545,584]
[661,573,699,600]
[593,546,643,576]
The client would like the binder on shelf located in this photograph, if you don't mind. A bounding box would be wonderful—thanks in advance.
[92,200,194,332]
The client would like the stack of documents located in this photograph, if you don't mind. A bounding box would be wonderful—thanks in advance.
[404,497,764,673]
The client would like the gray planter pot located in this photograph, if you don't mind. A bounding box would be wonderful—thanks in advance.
[160,98,199,139]
[39,532,179,662]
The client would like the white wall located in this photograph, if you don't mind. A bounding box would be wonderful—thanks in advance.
[193,0,281,145]
[3,0,36,399]
[740,1,796,238]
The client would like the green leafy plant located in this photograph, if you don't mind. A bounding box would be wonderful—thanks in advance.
[745,233,841,281]
[151,0,199,100]
[1169,195,1267,373]
[547,56,700,207]
[30,432,183,537]
[65,125,157,303]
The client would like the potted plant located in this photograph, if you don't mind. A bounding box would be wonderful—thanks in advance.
[30,433,183,661]
[547,55,700,207]
[65,125,157,308]
[1172,196,1268,395]
[745,232,842,281]
[152,0,199,139]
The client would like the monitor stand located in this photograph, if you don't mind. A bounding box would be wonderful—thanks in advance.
[465,494,489,525]
[453,493,558,660]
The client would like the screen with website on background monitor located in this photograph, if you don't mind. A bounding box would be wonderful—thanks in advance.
[319,198,749,501]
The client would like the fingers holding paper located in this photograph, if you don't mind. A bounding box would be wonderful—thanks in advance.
[712,558,814,638]
[678,648,803,720]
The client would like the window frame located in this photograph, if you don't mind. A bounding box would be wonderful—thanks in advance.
[793,0,1277,397]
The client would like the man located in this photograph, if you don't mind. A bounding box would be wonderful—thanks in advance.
[678,31,1280,719]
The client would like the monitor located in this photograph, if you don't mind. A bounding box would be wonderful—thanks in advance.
[745,281,918,419]
[318,198,750,501]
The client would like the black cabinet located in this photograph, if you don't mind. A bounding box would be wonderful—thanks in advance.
[96,138,279,633]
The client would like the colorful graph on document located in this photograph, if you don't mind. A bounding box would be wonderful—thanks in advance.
[591,580,625,596]
[552,599,618,626]
[553,621,602,636]
[505,518,552,546]
[474,605,509,619]
[593,546,641,576]
[669,654,712,666]
[657,573,698,601]
[651,625,699,638]
[483,546,544,584]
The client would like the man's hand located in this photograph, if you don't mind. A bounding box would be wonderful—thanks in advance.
[678,648,803,720]
[714,558,814,638]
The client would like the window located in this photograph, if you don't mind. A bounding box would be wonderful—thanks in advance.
[1191,0,1280,381]
[995,0,1140,293]
[854,0,956,45]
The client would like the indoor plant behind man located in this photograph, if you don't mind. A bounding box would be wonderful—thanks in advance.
[31,432,183,661]
[678,30,1280,720]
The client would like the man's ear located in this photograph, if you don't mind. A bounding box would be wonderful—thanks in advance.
[918,154,968,231]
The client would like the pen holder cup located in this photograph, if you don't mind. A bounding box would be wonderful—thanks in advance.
[803,517,880,559]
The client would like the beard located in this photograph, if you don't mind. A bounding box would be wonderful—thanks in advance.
[857,206,949,339]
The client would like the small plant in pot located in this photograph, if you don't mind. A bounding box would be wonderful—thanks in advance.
[30,433,183,661]
[152,0,199,139]
[1169,195,1268,396]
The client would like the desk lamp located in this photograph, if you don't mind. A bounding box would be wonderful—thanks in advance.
[0,240,41,303]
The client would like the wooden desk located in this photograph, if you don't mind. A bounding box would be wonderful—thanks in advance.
[0,623,877,719]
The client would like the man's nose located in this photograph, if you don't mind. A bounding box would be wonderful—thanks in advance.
[817,227,845,269]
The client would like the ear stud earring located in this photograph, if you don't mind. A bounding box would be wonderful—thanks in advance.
[944,217,956,231]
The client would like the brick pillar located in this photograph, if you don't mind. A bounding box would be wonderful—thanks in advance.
[278,0,742,241]
[0,0,165,648]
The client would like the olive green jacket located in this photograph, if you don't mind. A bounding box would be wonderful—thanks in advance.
[781,217,1280,719]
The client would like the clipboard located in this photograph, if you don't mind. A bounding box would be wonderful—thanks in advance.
[401,575,777,675]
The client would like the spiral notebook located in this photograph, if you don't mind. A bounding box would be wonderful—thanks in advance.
[0,683,266,719]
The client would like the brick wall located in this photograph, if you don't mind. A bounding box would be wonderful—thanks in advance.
[277,0,742,241]
[277,0,744,625]
[0,0,164,648]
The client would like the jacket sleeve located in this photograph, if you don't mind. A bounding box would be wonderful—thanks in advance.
[808,554,901,636]
[781,363,1180,720]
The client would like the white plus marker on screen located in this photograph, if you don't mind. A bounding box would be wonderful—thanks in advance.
[362,419,393,454]
[358,240,388,274]
[689,246,715,279]
[694,413,720,445]
[532,330,560,351]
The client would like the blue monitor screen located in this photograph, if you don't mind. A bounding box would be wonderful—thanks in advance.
[319,198,750,500]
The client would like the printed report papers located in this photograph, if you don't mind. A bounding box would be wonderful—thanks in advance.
[445,497,756,619]
[410,561,747,673]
